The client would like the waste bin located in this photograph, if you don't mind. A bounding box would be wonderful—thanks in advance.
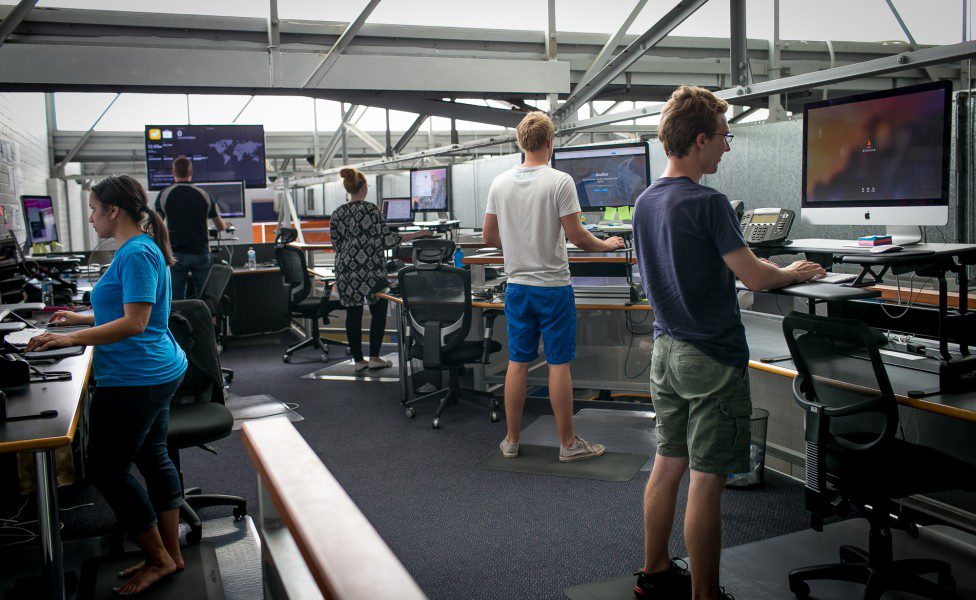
[726,407,769,488]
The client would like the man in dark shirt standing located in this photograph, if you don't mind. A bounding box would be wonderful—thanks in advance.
[631,86,823,600]
[154,156,228,299]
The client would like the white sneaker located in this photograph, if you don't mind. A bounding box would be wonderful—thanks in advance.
[353,360,370,371]
[499,438,519,458]
[368,357,393,369]
[559,436,606,462]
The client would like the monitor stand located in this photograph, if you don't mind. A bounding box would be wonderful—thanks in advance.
[885,225,923,246]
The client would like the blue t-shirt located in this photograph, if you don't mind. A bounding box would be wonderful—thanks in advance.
[633,177,749,368]
[90,234,187,386]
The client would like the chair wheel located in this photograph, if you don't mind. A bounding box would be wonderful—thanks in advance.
[283,355,290,363]
[321,354,329,362]
[789,580,810,599]
[185,528,202,546]
[233,506,247,520]
[405,407,416,419]
[490,411,499,422]
[432,418,441,429]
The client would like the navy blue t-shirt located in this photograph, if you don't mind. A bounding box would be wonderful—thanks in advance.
[633,177,749,368]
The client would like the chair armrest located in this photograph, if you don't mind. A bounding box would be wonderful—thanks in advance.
[480,309,504,363]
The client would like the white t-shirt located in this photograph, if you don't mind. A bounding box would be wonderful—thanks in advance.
[485,165,581,287]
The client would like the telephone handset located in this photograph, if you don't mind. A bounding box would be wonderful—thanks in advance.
[739,208,794,246]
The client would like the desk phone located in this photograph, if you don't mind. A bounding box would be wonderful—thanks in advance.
[739,208,794,246]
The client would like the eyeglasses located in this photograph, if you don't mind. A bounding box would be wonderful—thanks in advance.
[715,132,734,144]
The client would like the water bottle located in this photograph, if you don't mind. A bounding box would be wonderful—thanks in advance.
[247,247,257,270]
[453,247,464,268]
[41,277,54,306]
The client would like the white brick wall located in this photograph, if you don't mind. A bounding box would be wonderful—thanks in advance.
[0,93,54,246]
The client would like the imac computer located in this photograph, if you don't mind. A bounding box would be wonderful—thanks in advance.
[551,141,651,211]
[382,197,414,224]
[801,80,951,245]
[410,166,450,213]
[196,181,246,218]
[20,195,59,246]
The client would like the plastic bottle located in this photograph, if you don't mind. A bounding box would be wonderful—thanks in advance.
[247,247,257,270]
[41,277,55,306]
[453,247,464,268]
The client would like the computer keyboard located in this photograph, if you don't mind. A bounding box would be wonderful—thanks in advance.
[6,327,46,347]
[812,273,857,284]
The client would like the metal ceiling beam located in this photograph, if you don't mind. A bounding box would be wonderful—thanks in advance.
[343,121,386,155]
[730,0,752,86]
[316,92,526,128]
[303,0,382,88]
[56,93,119,169]
[884,0,939,81]
[393,114,428,155]
[557,39,976,131]
[553,0,710,122]
[315,103,360,169]
[574,0,649,93]
[0,0,38,47]
[267,0,281,87]
[728,105,760,123]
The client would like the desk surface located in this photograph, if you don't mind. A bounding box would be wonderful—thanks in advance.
[743,311,976,422]
[377,291,651,312]
[736,280,881,302]
[464,251,636,266]
[771,239,976,260]
[0,346,93,453]
[232,266,280,275]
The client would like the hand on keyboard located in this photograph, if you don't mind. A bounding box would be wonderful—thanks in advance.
[812,272,857,284]
[5,328,46,347]
[24,330,78,353]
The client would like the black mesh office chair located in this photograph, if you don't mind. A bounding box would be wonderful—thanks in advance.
[399,239,502,429]
[167,299,246,546]
[200,263,234,383]
[274,230,345,363]
[782,312,976,600]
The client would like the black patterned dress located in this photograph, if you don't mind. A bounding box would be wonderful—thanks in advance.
[330,200,401,307]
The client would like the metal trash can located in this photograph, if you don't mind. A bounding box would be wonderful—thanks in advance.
[726,407,769,489]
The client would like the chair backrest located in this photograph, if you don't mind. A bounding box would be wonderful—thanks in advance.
[169,299,224,405]
[782,312,899,526]
[275,244,311,308]
[398,263,471,367]
[200,263,233,317]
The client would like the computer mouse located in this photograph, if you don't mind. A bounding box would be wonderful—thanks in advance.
[869,245,903,253]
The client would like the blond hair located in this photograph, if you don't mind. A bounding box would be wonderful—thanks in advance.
[658,86,729,158]
[516,111,555,152]
[339,167,367,195]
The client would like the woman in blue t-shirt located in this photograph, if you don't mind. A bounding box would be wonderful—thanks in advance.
[27,175,189,596]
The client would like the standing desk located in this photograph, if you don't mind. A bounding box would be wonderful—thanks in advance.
[0,347,94,600]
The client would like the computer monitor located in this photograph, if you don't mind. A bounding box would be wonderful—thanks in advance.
[20,195,59,245]
[410,166,450,212]
[196,181,246,218]
[551,141,651,209]
[382,197,414,223]
[144,124,267,190]
[801,80,951,244]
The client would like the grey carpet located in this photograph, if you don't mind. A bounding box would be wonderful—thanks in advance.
[566,521,976,600]
[477,444,649,482]
[7,332,810,600]
[226,393,302,430]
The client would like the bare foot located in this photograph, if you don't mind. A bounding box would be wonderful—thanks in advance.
[118,554,185,578]
[113,557,178,595]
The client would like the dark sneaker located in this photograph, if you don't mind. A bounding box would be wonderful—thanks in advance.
[633,558,691,599]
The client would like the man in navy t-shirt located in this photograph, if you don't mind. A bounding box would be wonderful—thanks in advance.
[632,86,823,600]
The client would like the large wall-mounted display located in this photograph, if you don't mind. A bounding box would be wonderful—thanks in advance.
[145,125,267,190]
[551,141,650,209]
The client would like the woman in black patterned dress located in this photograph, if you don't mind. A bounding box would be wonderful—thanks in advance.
[333,167,431,371]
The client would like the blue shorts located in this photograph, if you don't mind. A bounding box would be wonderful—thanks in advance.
[504,283,576,365]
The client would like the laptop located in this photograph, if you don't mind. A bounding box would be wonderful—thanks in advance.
[382,198,414,224]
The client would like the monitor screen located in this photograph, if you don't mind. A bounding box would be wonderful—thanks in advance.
[551,141,651,209]
[410,166,449,211]
[21,195,59,244]
[195,181,246,218]
[145,125,267,190]
[383,197,413,223]
[802,81,950,212]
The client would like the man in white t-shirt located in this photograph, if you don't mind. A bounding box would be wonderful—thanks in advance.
[483,111,625,462]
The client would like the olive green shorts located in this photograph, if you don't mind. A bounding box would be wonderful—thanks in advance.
[650,334,752,475]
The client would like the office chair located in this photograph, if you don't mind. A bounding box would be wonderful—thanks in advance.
[200,263,234,383]
[275,239,346,363]
[782,312,976,600]
[167,299,247,546]
[399,239,502,429]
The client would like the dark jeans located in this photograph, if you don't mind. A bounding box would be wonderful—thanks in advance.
[86,377,184,535]
[171,251,212,300]
[345,299,389,362]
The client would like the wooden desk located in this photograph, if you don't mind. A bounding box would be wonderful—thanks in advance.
[0,347,94,599]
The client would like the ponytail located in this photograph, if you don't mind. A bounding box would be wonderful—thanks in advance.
[91,175,176,266]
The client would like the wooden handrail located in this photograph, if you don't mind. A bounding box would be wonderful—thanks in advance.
[242,418,427,600]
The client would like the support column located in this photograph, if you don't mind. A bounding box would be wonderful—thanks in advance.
[35,450,65,600]
[766,0,788,122]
